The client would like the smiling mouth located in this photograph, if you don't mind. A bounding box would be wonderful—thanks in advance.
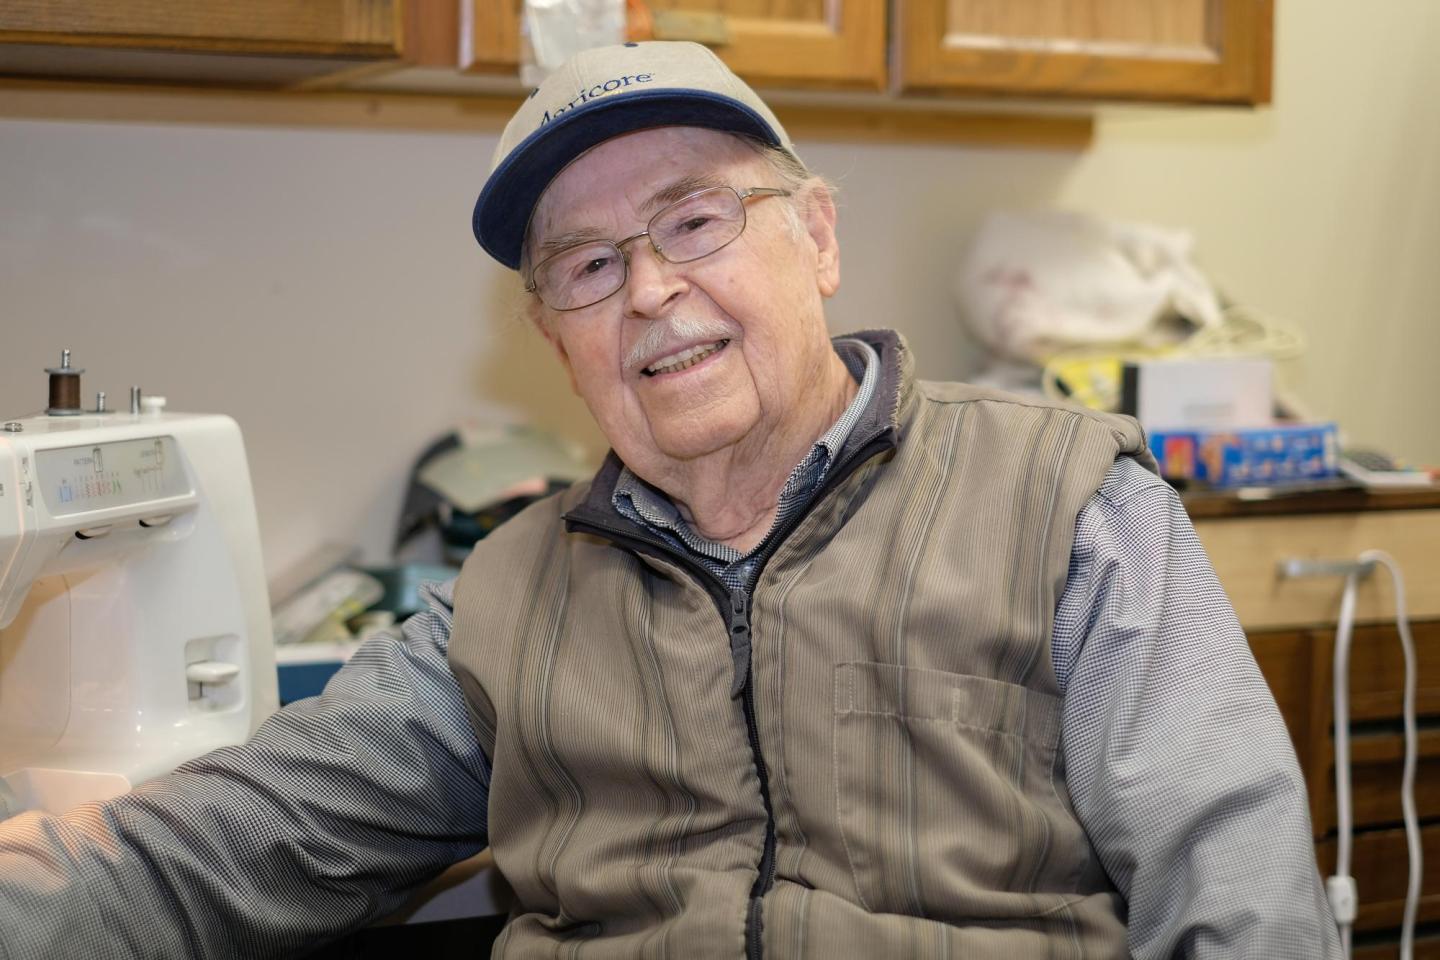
[642,339,729,377]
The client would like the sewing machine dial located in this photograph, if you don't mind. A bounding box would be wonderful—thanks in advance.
[36,436,191,517]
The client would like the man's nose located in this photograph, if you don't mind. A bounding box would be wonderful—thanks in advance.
[623,242,687,318]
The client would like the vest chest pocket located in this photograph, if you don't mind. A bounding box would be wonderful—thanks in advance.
[831,661,1085,922]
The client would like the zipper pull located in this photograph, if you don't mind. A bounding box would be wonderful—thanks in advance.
[727,591,751,699]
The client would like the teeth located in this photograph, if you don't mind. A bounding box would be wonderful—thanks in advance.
[645,340,727,376]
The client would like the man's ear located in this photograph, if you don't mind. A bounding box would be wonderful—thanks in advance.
[528,302,581,395]
[802,184,840,298]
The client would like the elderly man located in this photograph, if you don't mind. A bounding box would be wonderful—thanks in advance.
[1,41,1336,959]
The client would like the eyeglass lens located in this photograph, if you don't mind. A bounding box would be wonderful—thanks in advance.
[534,187,749,311]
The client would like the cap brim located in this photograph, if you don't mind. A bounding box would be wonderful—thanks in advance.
[472,89,783,271]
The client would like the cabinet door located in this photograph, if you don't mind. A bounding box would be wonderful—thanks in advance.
[896,0,1272,104]
[650,0,886,89]
[0,0,401,86]
[462,0,887,90]
[461,0,522,72]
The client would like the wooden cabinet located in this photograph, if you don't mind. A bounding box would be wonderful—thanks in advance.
[1194,489,1440,954]
[0,0,402,87]
[0,3,1275,147]
[0,2,1276,108]
[461,0,1268,100]
[896,0,1272,103]
[462,0,886,89]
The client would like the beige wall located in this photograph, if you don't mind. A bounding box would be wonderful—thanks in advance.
[2,0,1436,581]
[1058,0,1440,470]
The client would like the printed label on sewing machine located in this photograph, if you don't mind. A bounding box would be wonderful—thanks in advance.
[36,436,192,517]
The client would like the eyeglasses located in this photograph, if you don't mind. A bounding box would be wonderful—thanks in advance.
[526,185,792,312]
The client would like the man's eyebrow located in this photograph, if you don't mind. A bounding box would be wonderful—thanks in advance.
[641,175,728,215]
[534,227,608,257]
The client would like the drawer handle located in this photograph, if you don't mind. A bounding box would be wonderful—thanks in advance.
[1276,557,1376,580]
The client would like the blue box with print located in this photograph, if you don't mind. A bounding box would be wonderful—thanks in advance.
[1150,423,1339,487]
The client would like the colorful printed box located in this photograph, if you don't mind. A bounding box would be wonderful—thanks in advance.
[1149,423,1339,487]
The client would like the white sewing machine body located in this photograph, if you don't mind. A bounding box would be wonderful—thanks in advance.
[0,408,278,818]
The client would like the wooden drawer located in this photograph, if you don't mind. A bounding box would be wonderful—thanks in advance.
[1195,508,1440,631]
[1345,621,1440,722]
[1317,825,1440,931]
[1354,936,1440,960]
[1249,628,1321,778]
[1317,731,1440,833]
[1253,622,1440,834]
[1249,621,1440,780]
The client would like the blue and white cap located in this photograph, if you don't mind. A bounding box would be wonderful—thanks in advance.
[472,40,798,271]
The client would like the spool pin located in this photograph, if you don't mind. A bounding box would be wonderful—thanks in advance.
[45,349,84,416]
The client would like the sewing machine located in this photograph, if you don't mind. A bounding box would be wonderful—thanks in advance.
[0,354,278,819]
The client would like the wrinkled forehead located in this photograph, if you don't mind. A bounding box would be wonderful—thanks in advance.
[528,126,764,246]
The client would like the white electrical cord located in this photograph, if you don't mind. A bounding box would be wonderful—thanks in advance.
[1329,549,1422,960]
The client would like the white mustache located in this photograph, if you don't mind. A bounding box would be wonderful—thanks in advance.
[625,316,736,370]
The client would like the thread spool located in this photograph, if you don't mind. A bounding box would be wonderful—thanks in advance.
[45,350,84,416]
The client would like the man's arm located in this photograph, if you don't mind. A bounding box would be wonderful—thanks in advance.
[0,578,490,960]
[1052,458,1339,959]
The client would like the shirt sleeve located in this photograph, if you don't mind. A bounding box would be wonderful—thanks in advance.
[0,577,490,960]
[1051,458,1340,959]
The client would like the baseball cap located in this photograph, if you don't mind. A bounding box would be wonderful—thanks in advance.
[472,40,798,271]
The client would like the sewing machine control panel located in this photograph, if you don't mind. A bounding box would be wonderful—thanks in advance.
[36,436,191,517]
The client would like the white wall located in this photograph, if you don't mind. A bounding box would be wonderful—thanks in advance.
[3,0,1436,582]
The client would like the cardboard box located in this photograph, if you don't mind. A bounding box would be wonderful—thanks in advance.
[1150,423,1339,487]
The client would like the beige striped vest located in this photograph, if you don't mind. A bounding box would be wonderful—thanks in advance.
[450,336,1151,958]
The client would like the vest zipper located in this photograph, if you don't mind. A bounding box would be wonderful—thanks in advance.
[562,432,895,959]
[730,589,777,960]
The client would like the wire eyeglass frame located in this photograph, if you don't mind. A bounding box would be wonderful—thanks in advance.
[525,185,792,311]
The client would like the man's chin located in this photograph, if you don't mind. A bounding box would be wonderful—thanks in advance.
[624,415,759,472]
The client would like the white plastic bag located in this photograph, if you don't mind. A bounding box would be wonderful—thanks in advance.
[956,210,1224,365]
[521,0,626,86]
